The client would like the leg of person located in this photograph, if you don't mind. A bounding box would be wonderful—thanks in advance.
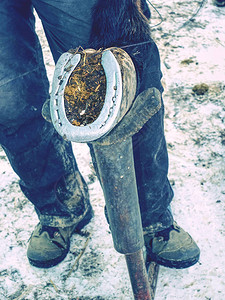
[0,0,94,268]
[86,0,200,269]
[32,0,98,62]
[130,41,200,269]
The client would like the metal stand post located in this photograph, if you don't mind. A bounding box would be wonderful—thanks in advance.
[125,250,152,300]
[92,138,152,299]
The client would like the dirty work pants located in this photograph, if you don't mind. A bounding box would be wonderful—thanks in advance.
[0,0,173,232]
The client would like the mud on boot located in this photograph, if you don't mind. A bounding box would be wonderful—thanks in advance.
[144,222,200,269]
[27,208,93,268]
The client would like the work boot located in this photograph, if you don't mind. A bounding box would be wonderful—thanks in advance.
[213,0,225,6]
[27,208,93,268]
[144,222,200,269]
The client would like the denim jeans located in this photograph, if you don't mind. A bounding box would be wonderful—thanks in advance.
[0,0,173,232]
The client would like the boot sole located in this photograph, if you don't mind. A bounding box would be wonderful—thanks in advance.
[214,0,225,6]
[28,208,94,268]
[147,252,200,269]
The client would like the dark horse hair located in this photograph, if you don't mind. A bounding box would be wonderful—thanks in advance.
[89,0,152,49]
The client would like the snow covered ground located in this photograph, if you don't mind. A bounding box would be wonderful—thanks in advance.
[0,0,224,299]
